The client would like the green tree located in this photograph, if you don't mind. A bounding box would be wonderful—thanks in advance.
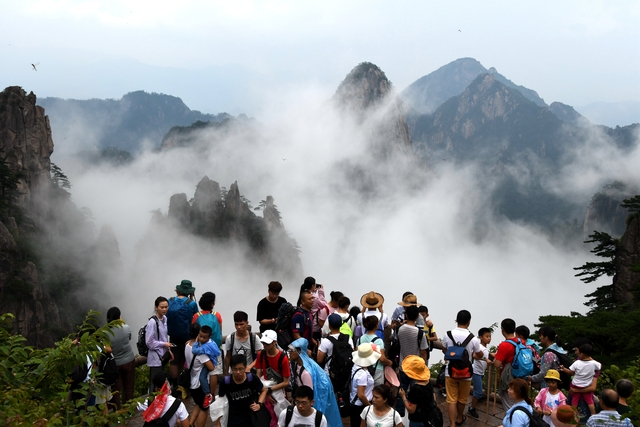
[50,163,71,189]
[573,231,618,312]
[0,160,20,218]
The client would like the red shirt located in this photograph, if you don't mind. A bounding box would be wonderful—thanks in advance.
[254,349,291,381]
[495,337,525,368]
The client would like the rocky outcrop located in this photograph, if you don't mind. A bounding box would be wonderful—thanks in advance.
[333,62,412,157]
[613,216,640,307]
[549,102,590,126]
[583,182,634,238]
[0,87,54,207]
[157,177,302,279]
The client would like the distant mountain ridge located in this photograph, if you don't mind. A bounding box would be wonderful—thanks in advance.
[401,57,547,115]
[38,91,232,154]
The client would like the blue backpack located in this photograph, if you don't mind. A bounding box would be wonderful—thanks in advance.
[166,297,197,342]
[195,311,222,348]
[507,338,534,378]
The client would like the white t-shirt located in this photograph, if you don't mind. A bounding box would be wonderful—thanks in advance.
[277,406,328,427]
[137,395,189,427]
[224,332,264,366]
[473,344,490,375]
[349,366,374,406]
[360,405,403,427]
[184,343,211,389]
[441,327,481,380]
[568,359,601,387]
[357,310,389,329]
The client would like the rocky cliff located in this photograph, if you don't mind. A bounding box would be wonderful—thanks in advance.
[140,176,303,280]
[0,86,122,346]
[613,214,640,308]
[333,62,412,157]
[583,182,635,238]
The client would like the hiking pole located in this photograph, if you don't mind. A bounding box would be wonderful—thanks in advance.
[485,364,491,422]
[493,365,498,416]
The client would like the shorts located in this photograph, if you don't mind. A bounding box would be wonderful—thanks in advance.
[169,338,187,367]
[570,384,594,405]
[211,355,223,375]
[191,386,208,410]
[445,377,472,405]
[472,373,484,399]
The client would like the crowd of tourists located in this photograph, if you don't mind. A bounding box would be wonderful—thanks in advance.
[91,277,635,427]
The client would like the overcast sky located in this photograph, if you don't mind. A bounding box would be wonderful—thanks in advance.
[2,1,639,115]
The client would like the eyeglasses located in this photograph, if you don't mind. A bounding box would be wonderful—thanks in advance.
[294,400,311,406]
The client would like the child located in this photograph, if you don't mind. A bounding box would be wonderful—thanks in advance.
[468,327,493,419]
[559,343,601,415]
[418,306,438,360]
[534,369,567,426]
[191,325,221,406]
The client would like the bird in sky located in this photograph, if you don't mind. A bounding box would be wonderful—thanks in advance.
[31,63,39,71]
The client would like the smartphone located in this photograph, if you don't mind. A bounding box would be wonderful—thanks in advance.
[316,284,323,288]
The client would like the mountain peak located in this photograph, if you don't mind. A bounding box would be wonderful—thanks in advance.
[333,62,393,110]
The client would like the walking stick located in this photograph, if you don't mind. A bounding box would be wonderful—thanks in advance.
[493,364,498,416]
[485,364,491,422]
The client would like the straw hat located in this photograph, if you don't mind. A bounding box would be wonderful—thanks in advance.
[398,294,421,307]
[544,369,561,382]
[360,291,384,309]
[401,355,431,381]
[352,343,381,367]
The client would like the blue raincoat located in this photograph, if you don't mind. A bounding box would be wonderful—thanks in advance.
[291,338,343,427]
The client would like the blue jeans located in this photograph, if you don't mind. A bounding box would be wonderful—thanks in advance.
[395,369,414,417]
[472,373,484,399]
[199,367,211,394]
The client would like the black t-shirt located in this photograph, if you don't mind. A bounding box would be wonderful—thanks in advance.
[219,374,264,427]
[408,383,435,422]
[256,296,287,333]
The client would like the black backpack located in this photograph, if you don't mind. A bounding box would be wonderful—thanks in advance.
[258,349,286,384]
[325,334,354,390]
[510,406,550,427]
[336,367,363,418]
[275,302,298,349]
[97,352,118,386]
[545,349,574,389]
[283,405,323,427]
[142,398,181,427]
[137,315,159,357]
[387,326,425,369]
[444,331,475,379]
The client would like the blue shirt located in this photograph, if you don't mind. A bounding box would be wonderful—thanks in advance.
[504,401,534,427]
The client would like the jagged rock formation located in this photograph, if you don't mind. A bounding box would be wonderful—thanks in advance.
[152,176,303,279]
[38,91,232,153]
[401,58,547,115]
[614,215,640,307]
[0,87,54,207]
[584,182,636,238]
[333,62,412,157]
[0,86,123,346]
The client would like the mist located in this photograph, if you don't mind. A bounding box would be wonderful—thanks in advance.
[49,83,635,357]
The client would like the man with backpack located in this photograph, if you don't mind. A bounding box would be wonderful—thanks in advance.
[317,313,353,390]
[494,318,534,410]
[137,371,189,427]
[292,290,316,349]
[166,280,199,389]
[395,304,429,417]
[278,385,327,427]
[255,330,291,418]
[527,326,570,389]
[441,310,483,427]
[224,311,263,374]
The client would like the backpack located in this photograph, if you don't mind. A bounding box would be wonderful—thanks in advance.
[417,399,443,427]
[275,302,298,349]
[506,338,535,378]
[363,406,399,426]
[166,297,196,342]
[545,348,574,389]
[97,352,118,386]
[289,363,306,397]
[70,360,90,384]
[137,315,159,357]
[325,334,355,390]
[142,398,181,427]
[387,326,425,369]
[510,406,550,427]
[258,350,286,384]
[229,332,257,362]
[284,405,323,427]
[336,367,363,418]
[339,315,354,337]
[444,331,475,379]
[194,311,222,347]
